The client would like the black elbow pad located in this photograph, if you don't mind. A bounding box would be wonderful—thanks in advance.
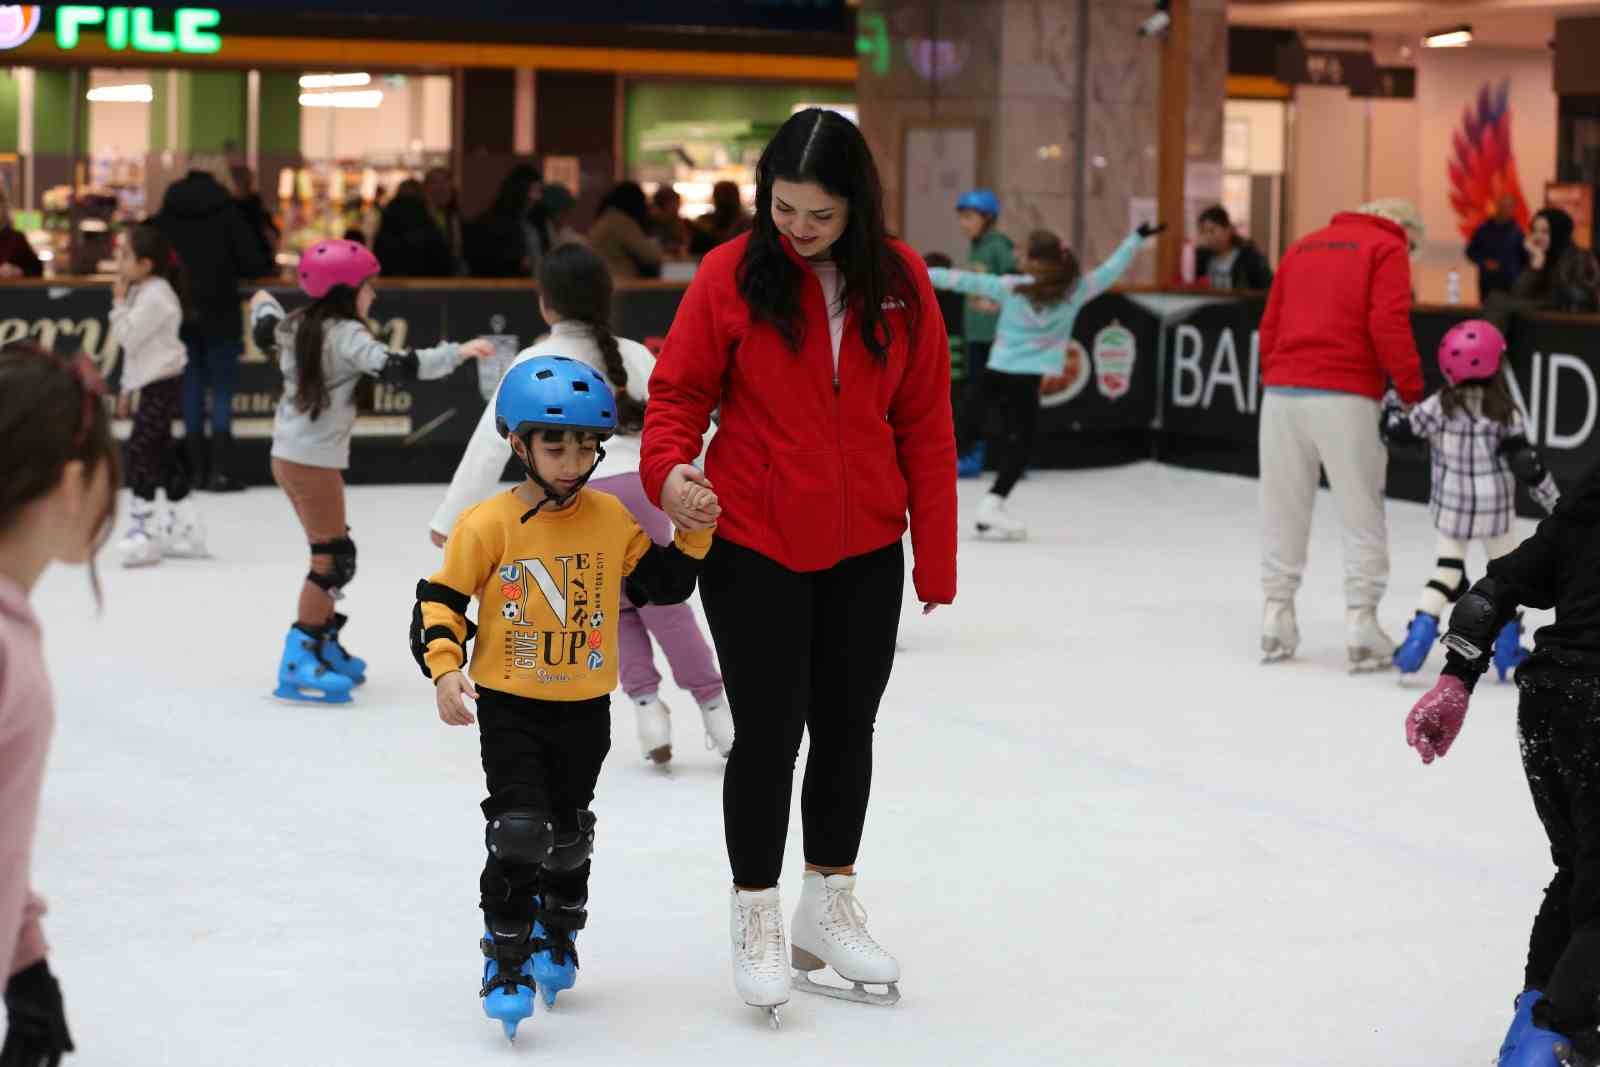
[1442,578,1505,663]
[1504,438,1549,486]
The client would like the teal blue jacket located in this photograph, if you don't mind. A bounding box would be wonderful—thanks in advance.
[928,230,1142,376]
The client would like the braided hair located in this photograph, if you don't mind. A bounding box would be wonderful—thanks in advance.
[537,244,645,434]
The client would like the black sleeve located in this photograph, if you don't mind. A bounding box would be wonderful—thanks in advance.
[251,311,282,354]
[624,543,704,607]
[1241,249,1274,291]
[229,204,272,280]
[16,236,42,278]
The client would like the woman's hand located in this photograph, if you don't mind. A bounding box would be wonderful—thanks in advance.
[458,338,496,360]
[661,463,721,530]
[429,529,447,548]
[436,670,478,726]
[922,603,940,616]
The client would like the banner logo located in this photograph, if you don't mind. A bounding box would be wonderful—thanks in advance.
[1039,339,1090,408]
[0,6,41,49]
[1093,320,1137,400]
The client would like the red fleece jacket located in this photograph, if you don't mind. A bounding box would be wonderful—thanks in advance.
[640,232,958,605]
[1260,212,1425,403]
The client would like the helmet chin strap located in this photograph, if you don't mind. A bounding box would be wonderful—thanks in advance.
[515,436,608,524]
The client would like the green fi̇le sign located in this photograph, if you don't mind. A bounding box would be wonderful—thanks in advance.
[55,7,222,54]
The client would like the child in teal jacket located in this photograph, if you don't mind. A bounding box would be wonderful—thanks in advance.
[929,223,1158,538]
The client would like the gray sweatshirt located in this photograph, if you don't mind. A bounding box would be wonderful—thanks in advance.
[253,294,462,470]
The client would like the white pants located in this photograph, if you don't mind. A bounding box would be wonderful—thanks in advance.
[1415,533,1519,617]
[1259,390,1389,610]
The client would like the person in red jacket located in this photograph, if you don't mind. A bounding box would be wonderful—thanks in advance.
[1257,198,1426,670]
[640,108,957,1020]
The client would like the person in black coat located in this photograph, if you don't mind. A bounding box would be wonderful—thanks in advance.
[1194,205,1274,291]
[154,167,271,492]
[373,180,454,278]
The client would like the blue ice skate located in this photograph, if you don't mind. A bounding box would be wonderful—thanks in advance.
[957,442,986,479]
[318,612,366,685]
[531,893,586,1007]
[1495,615,1530,682]
[1393,611,1439,674]
[481,917,538,1043]
[1503,1024,1565,1067]
[1500,991,1546,1066]
[273,624,354,704]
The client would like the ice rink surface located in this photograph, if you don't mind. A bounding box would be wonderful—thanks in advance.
[26,464,1554,1065]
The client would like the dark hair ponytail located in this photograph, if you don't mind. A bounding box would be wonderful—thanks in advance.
[1440,364,1518,426]
[538,244,645,434]
[1013,229,1082,312]
[291,284,362,420]
[128,221,192,320]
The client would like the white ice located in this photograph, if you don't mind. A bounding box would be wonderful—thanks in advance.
[26,464,1552,1065]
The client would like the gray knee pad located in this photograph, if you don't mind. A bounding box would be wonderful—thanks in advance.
[486,809,554,866]
[542,810,596,873]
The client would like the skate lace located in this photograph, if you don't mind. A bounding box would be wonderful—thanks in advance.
[740,901,785,973]
[824,887,886,957]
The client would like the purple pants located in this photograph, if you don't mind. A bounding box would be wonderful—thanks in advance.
[589,472,724,705]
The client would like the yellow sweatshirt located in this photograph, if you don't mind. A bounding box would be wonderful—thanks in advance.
[416,487,712,702]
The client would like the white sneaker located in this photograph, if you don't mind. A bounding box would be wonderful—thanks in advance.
[1261,599,1298,663]
[699,694,734,758]
[161,497,208,558]
[730,887,790,1015]
[790,872,900,990]
[634,694,672,764]
[1347,606,1395,673]
[118,499,162,568]
[974,492,1026,541]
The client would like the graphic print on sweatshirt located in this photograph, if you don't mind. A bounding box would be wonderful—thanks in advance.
[494,553,609,687]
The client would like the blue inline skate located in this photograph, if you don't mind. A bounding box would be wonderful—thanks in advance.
[531,891,587,1007]
[1393,611,1439,674]
[318,612,366,685]
[273,624,354,704]
[957,441,986,479]
[1494,614,1530,682]
[481,917,538,1043]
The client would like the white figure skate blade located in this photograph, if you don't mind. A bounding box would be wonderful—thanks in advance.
[974,525,1027,543]
[1347,657,1394,676]
[792,970,901,1007]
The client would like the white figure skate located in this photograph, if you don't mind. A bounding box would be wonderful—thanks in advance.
[1346,606,1396,674]
[974,492,1026,541]
[698,694,734,758]
[790,872,901,1007]
[731,887,789,1028]
[118,498,162,568]
[634,694,672,765]
[161,496,209,558]
[1260,599,1298,664]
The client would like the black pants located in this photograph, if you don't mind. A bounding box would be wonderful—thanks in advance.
[1519,666,1600,1053]
[958,369,1041,498]
[477,688,611,920]
[958,340,992,457]
[126,376,189,502]
[699,538,904,888]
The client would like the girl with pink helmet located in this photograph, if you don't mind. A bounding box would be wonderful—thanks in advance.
[249,239,495,703]
[1380,318,1561,679]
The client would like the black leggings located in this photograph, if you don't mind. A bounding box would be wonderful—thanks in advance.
[476,688,611,920]
[125,376,189,502]
[1519,665,1600,1054]
[957,369,1041,498]
[698,538,904,888]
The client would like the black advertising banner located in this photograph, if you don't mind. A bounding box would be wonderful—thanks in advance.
[1503,314,1600,492]
[1158,297,1266,450]
[1032,293,1161,466]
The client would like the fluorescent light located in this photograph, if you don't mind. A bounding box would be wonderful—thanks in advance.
[1424,25,1472,48]
[299,72,371,89]
[86,83,153,103]
[299,90,384,109]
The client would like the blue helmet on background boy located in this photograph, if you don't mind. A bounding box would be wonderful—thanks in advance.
[956,189,1000,218]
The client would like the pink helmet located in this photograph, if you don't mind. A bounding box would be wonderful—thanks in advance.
[298,239,380,299]
[1437,319,1506,385]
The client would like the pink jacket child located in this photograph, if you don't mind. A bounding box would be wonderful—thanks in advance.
[0,341,120,1062]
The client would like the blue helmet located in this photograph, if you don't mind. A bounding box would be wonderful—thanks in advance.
[495,356,617,440]
[956,189,1000,218]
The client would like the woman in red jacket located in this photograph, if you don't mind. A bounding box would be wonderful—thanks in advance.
[641,109,957,1021]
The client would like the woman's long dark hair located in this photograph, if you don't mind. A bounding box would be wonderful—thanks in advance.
[539,244,645,434]
[597,181,652,232]
[1013,229,1082,312]
[1440,365,1517,425]
[1530,207,1576,292]
[737,108,919,360]
[128,221,191,320]
[291,285,362,420]
[490,164,540,221]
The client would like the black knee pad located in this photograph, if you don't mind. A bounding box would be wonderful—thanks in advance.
[485,808,554,866]
[308,533,357,597]
[542,810,596,873]
[1426,558,1470,603]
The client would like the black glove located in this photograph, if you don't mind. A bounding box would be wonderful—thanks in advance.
[1,961,74,1067]
[1137,222,1167,239]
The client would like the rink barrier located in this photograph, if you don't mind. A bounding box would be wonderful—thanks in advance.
[4,279,1596,496]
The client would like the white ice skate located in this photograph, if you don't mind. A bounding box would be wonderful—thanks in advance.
[634,694,672,765]
[699,694,734,758]
[790,872,901,1007]
[1260,599,1298,664]
[161,497,209,558]
[118,499,162,568]
[974,492,1026,541]
[731,887,789,1028]
[1346,607,1395,674]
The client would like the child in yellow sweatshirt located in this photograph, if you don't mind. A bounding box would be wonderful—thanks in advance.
[410,355,717,1041]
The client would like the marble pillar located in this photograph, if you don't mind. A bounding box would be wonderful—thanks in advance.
[856,0,1225,282]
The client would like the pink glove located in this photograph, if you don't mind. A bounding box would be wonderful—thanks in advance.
[1405,675,1471,765]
